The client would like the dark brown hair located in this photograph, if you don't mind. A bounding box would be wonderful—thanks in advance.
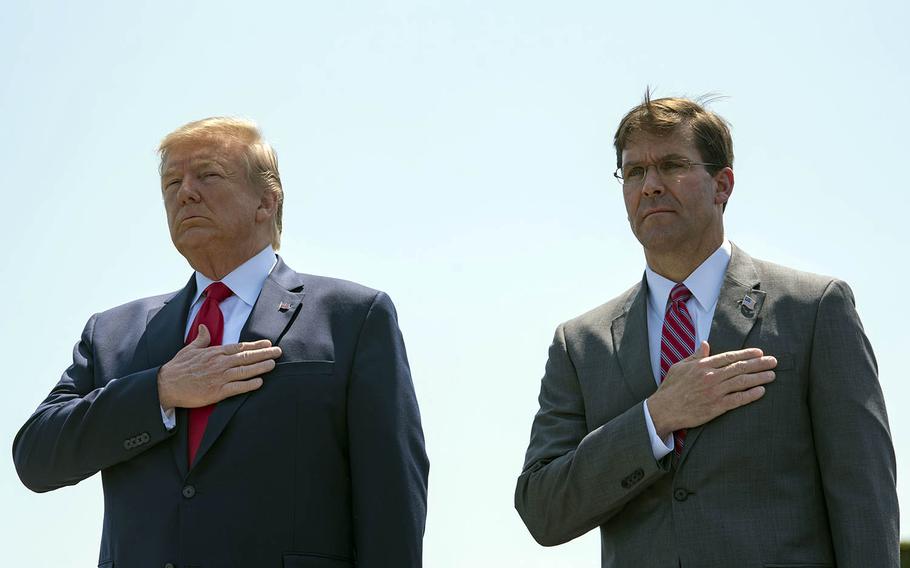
[613,89,734,175]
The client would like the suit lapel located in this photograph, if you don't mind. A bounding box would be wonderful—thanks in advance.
[678,244,762,466]
[143,276,197,480]
[612,276,658,404]
[191,257,306,470]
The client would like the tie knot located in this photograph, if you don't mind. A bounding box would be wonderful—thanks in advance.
[204,282,233,303]
[670,283,692,303]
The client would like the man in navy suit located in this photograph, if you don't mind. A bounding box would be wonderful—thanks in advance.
[14,117,429,567]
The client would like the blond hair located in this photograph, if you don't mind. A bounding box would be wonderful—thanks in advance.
[159,117,284,249]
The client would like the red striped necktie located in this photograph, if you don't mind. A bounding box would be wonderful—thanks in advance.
[659,283,696,458]
[185,282,233,466]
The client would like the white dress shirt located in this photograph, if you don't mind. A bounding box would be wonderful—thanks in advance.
[160,245,278,429]
[641,240,732,459]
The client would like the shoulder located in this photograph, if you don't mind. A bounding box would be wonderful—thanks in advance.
[288,270,398,324]
[72,288,187,348]
[732,248,863,327]
[92,289,183,324]
[560,281,642,339]
[274,257,390,310]
[299,273,383,303]
[290,272,402,340]
[744,252,852,303]
[751,256,835,289]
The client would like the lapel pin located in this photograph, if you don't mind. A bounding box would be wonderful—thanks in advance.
[278,302,292,312]
[738,289,766,318]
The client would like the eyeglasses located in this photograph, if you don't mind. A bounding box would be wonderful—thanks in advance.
[613,158,719,187]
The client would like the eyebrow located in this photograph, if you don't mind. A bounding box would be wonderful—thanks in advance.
[623,153,690,167]
[192,159,224,170]
[161,159,225,178]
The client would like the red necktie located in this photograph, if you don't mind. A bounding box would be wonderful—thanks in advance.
[185,282,233,466]
[660,283,696,458]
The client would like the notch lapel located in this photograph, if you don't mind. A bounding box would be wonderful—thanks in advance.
[143,276,197,480]
[190,258,306,470]
[612,277,658,404]
[678,245,762,466]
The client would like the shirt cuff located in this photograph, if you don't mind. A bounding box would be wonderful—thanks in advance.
[643,399,673,460]
[160,406,176,431]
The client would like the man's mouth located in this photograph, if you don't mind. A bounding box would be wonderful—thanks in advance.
[642,208,673,219]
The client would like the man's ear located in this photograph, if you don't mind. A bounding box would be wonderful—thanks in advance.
[714,167,734,208]
[256,187,278,223]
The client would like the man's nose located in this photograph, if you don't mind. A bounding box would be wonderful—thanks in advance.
[641,165,664,197]
[176,177,201,205]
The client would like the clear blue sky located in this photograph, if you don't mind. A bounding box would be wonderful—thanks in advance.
[2,1,908,565]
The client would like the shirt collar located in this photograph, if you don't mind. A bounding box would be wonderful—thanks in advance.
[191,245,278,307]
[645,240,732,317]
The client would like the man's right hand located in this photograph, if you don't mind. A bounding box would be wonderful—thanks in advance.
[157,324,282,409]
[647,342,777,439]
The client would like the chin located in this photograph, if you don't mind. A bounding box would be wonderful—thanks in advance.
[636,230,682,252]
[172,231,213,254]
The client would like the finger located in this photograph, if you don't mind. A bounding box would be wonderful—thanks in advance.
[225,358,278,382]
[722,385,767,411]
[191,324,211,348]
[703,347,764,368]
[720,370,776,394]
[717,355,778,381]
[217,377,264,400]
[225,346,283,367]
[220,339,274,356]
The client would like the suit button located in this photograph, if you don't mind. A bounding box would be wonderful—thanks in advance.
[164,564,175,568]
[182,485,196,499]
[674,488,690,502]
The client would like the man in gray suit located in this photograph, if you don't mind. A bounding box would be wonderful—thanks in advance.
[515,95,899,567]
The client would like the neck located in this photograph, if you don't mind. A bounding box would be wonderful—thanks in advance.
[645,234,723,283]
[184,240,269,281]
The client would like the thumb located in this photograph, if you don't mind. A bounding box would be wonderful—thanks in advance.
[686,341,709,361]
[192,324,212,347]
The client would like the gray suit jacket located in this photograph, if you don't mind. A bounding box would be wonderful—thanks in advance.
[515,245,898,568]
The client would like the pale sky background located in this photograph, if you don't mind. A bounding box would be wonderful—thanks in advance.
[2,1,908,566]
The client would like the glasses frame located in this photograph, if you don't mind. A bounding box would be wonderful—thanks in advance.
[613,158,720,186]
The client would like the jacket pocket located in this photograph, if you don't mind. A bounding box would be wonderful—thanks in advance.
[283,552,353,567]
[270,361,335,376]
[764,562,834,568]
[773,352,795,371]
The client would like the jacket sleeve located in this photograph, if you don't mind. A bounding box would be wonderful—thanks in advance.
[13,313,176,493]
[514,324,669,546]
[808,280,899,566]
[347,291,429,567]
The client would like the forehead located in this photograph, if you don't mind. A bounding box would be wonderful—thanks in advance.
[161,140,243,175]
[621,126,699,164]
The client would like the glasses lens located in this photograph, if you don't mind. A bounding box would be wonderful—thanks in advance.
[624,166,645,185]
[658,159,689,177]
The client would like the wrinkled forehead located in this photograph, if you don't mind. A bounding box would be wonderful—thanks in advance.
[160,138,244,176]
[621,126,699,165]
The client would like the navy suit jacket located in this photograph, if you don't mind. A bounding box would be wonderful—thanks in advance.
[14,257,429,568]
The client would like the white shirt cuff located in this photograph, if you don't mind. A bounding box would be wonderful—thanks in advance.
[643,400,673,460]
[160,406,176,431]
